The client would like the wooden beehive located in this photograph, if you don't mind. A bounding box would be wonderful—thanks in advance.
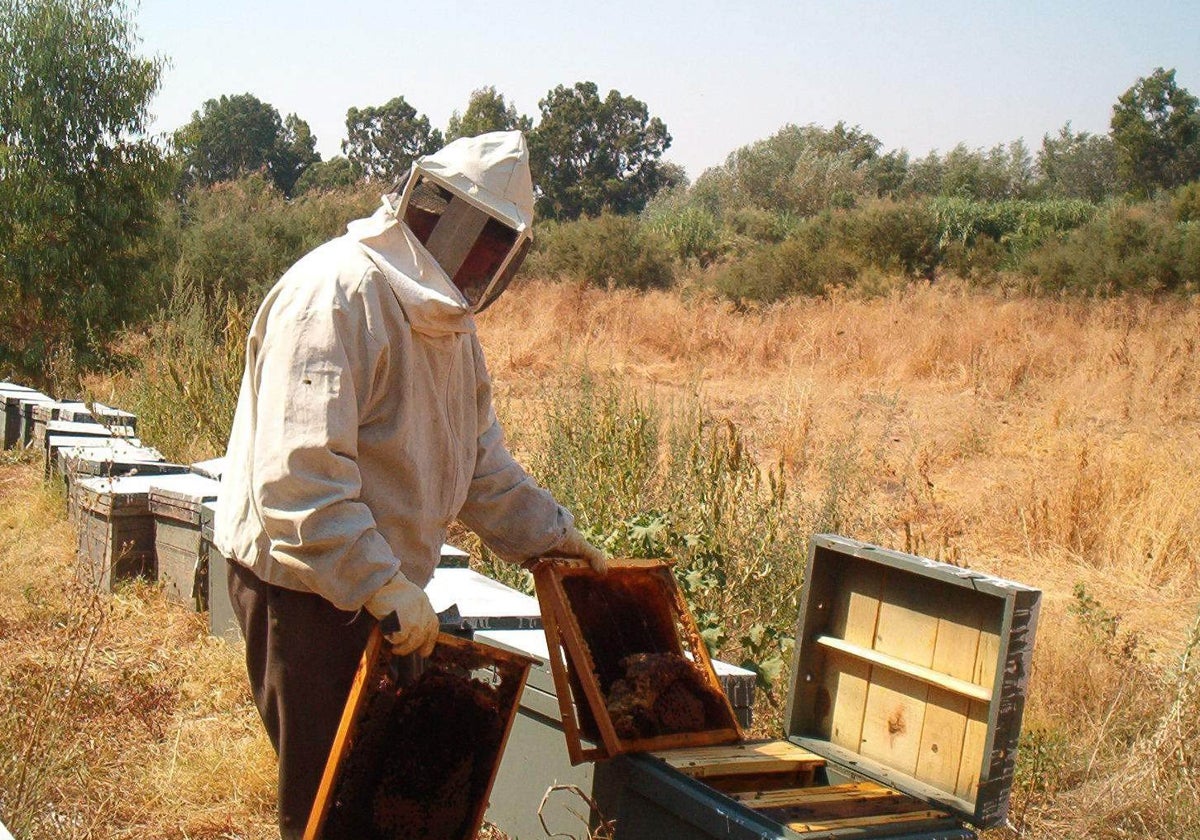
[16,393,55,447]
[522,538,1039,838]
[90,402,137,437]
[46,432,115,481]
[32,402,97,444]
[784,534,1040,827]
[0,384,42,449]
[148,473,221,607]
[305,629,535,840]
[73,474,162,591]
[199,499,240,639]
[532,558,743,765]
[62,443,183,524]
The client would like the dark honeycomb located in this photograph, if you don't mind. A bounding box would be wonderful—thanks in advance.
[605,652,730,739]
[320,645,516,840]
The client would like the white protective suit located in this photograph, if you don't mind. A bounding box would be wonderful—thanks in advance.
[214,131,570,611]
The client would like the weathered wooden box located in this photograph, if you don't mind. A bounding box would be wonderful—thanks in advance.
[16,392,55,447]
[149,473,221,607]
[90,402,137,436]
[533,558,744,765]
[62,443,183,523]
[521,536,1039,839]
[73,474,163,591]
[305,630,536,840]
[0,384,42,449]
[46,431,116,481]
[189,456,226,480]
[199,499,240,640]
[32,402,98,445]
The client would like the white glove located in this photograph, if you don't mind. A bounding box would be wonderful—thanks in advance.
[552,525,608,574]
[364,571,439,657]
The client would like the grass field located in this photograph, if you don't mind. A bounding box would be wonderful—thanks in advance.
[2,279,1198,838]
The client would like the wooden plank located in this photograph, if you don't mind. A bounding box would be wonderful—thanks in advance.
[858,663,929,775]
[654,740,825,779]
[822,561,882,749]
[731,780,903,809]
[816,636,992,703]
[871,573,940,667]
[821,650,872,750]
[784,809,951,833]
[955,625,999,801]
[914,686,970,792]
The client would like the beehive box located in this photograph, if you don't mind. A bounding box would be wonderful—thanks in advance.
[32,402,98,444]
[189,456,227,480]
[425,567,542,631]
[0,384,42,449]
[73,474,163,591]
[46,432,116,481]
[532,558,743,765]
[90,402,137,436]
[148,473,221,607]
[63,443,186,523]
[199,499,240,639]
[305,629,536,840]
[16,392,55,447]
[528,537,1040,839]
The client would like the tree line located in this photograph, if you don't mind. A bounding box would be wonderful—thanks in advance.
[3,0,1200,381]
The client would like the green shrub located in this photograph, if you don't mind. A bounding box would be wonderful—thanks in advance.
[173,175,377,301]
[115,283,247,462]
[712,218,856,302]
[526,212,674,290]
[643,199,724,266]
[832,199,939,278]
[932,197,1097,254]
[1023,203,1194,294]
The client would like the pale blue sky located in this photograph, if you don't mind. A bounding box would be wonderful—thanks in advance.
[137,1,1200,179]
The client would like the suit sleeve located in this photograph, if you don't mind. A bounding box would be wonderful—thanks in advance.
[250,273,400,610]
[457,337,572,563]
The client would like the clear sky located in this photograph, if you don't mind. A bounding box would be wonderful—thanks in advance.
[137,0,1200,180]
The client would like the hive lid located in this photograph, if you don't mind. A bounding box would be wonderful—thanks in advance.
[46,419,107,436]
[784,534,1040,828]
[189,456,227,480]
[147,473,221,505]
[426,567,542,631]
[532,557,743,765]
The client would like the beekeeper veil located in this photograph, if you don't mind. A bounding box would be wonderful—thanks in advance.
[397,130,534,313]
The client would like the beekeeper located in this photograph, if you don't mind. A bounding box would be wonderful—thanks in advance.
[214,130,605,838]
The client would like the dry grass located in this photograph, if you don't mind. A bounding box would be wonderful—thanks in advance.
[482,279,1200,838]
[3,279,1199,837]
[0,455,277,839]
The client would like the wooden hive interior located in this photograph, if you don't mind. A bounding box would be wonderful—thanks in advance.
[788,547,1006,814]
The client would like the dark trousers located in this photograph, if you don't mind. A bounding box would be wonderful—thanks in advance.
[227,559,375,839]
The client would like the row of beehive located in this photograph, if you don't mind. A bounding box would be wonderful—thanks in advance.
[0,380,760,728]
[0,381,237,639]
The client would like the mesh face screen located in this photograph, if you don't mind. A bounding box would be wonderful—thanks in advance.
[452,219,520,308]
[403,177,453,244]
[401,174,524,311]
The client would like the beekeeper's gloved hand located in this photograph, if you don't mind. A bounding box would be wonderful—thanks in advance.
[552,525,608,574]
[365,571,439,657]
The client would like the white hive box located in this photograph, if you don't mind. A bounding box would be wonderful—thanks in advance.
[148,473,221,607]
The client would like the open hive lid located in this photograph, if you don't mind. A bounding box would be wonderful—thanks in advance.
[532,557,743,765]
[784,534,1040,828]
[305,628,536,840]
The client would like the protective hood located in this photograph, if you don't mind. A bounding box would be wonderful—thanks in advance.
[412,130,535,232]
[398,130,535,313]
